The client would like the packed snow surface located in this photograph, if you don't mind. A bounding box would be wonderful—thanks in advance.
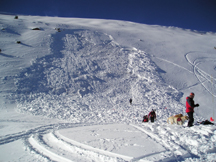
[0,14,216,162]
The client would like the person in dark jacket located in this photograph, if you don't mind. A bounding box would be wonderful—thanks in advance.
[148,109,156,123]
[186,92,199,127]
[129,98,132,105]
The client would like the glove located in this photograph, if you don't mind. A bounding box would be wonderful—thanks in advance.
[195,104,199,107]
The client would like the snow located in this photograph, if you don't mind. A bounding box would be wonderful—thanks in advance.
[0,11,216,162]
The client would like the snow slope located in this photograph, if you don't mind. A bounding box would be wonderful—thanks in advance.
[0,14,216,162]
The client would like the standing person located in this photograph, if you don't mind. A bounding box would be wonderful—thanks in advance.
[186,92,199,127]
[129,98,132,105]
[148,109,156,123]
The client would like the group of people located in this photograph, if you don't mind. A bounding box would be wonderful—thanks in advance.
[141,92,199,127]
[142,109,156,123]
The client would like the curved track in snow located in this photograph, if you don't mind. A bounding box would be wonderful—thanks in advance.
[152,51,216,97]
[1,122,216,162]
[185,51,216,97]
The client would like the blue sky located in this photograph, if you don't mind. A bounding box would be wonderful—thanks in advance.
[0,0,216,32]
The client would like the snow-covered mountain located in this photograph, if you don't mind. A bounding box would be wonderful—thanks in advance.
[0,1,216,161]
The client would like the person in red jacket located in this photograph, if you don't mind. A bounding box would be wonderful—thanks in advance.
[186,92,199,127]
[148,109,156,123]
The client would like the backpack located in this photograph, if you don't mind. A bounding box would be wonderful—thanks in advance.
[177,117,182,122]
[200,120,214,125]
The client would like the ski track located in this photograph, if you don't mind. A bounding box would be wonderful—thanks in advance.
[28,135,73,162]
[1,122,216,162]
[185,51,216,97]
[152,51,216,98]
[0,123,90,145]
[152,55,193,74]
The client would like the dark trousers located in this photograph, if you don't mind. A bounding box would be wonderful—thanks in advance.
[187,112,194,127]
[150,117,154,123]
